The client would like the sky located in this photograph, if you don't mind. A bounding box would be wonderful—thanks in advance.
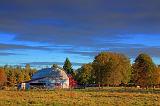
[0,0,160,69]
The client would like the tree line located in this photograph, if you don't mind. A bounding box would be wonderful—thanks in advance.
[0,64,36,88]
[75,52,160,88]
[0,52,160,89]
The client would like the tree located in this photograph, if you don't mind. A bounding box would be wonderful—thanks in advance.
[63,58,73,75]
[153,67,160,86]
[24,64,36,79]
[0,68,7,87]
[2,65,36,87]
[76,63,95,85]
[17,71,24,83]
[8,70,17,86]
[24,72,31,81]
[92,52,131,87]
[22,64,31,81]
[132,53,156,88]
[52,64,59,69]
[25,64,30,75]
[25,64,31,71]
[29,69,37,78]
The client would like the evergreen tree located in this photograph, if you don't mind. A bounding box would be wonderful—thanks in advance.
[63,58,73,74]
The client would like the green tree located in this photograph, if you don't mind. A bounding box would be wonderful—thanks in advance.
[63,58,73,74]
[52,64,59,69]
[92,52,131,87]
[132,53,156,88]
[76,63,95,85]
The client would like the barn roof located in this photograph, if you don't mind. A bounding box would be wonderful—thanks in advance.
[32,67,68,80]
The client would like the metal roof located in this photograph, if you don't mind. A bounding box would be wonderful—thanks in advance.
[32,68,68,80]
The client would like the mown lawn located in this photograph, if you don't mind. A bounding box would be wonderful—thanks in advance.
[0,87,160,106]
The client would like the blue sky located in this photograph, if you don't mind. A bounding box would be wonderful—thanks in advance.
[0,0,160,69]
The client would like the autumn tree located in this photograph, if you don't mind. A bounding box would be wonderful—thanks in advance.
[8,70,17,86]
[92,52,131,86]
[25,64,31,77]
[153,67,160,86]
[132,53,156,88]
[24,73,30,81]
[25,64,31,70]
[29,69,37,78]
[1,65,36,87]
[17,71,24,83]
[0,68,7,87]
[24,64,36,80]
[63,58,73,75]
[76,63,95,85]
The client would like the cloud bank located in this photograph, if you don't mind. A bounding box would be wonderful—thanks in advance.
[0,0,160,66]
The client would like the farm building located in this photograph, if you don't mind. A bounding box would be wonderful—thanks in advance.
[18,67,77,90]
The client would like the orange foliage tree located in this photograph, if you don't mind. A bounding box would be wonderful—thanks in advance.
[0,68,7,86]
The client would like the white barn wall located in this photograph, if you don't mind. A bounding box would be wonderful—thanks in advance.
[28,68,70,89]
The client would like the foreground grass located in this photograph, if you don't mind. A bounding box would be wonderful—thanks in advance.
[0,87,160,106]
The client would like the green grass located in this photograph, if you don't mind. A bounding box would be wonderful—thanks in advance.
[0,87,160,106]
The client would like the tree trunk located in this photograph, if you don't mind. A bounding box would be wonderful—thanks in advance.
[98,82,101,90]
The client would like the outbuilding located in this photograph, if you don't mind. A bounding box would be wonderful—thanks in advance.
[18,67,75,90]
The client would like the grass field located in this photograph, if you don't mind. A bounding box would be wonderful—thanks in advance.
[0,87,160,106]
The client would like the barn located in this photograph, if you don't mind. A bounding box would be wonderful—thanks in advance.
[18,67,76,90]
